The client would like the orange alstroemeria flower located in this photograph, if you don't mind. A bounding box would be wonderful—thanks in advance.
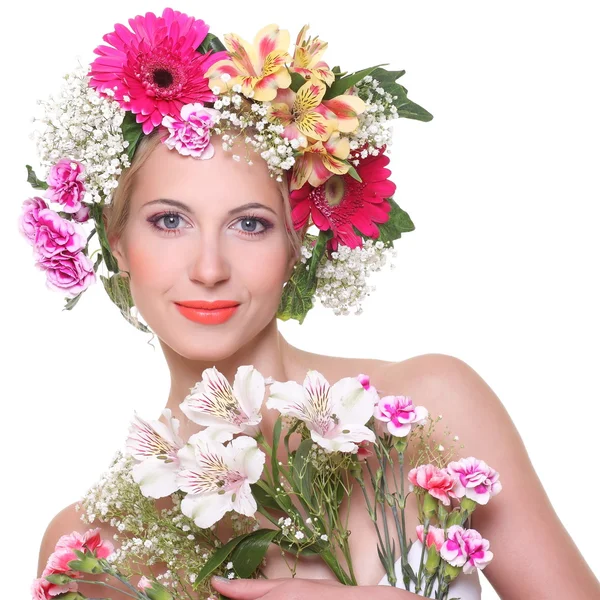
[267,77,337,144]
[290,25,335,86]
[290,132,351,191]
[322,91,367,134]
[205,24,292,102]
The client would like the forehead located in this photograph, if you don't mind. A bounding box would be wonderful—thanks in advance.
[131,136,283,214]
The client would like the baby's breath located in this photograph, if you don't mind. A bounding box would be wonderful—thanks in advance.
[301,238,396,315]
[32,66,130,203]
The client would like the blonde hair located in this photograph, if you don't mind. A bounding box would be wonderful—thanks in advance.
[103,130,304,262]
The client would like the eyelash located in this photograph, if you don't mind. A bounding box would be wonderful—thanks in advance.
[147,211,273,238]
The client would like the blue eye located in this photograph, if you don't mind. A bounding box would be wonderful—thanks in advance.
[147,211,273,238]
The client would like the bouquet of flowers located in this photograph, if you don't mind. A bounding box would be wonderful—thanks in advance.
[34,367,501,600]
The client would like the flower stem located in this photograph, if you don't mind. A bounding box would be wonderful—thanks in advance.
[74,579,142,598]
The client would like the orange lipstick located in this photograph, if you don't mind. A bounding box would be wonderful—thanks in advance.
[174,300,240,325]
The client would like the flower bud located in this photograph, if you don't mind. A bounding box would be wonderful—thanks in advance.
[443,563,462,582]
[460,497,477,515]
[425,545,441,574]
[423,492,438,519]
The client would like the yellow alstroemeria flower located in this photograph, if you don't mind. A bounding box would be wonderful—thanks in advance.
[322,91,367,134]
[290,25,335,86]
[290,131,351,191]
[205,24,292,102]
[267,77,337,145]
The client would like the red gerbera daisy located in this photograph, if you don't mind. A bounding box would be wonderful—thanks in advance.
[89,8,227,134]
[290,147,396,250]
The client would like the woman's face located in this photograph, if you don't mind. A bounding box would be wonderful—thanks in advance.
[111,138,297,361]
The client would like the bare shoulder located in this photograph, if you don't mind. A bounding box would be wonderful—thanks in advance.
[37,502,131,597]
[373,353,600,599]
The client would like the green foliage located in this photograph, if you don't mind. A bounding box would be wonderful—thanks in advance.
[367,67,433,122]
[63,292,83,311]
[194,533,253,582]
[230,528,279,577]
[121,112,144,163]
[198,32,226,54]
[100,273,151,334]
[373,198,415,247]
[289,71,308,92]
[25,165,48,190]
[292,439,315,511]
[90,202,119,273]
[277,230,331,323]
[323,63,387,99]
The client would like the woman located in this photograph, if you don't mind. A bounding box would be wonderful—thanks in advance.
[19,5,599,600]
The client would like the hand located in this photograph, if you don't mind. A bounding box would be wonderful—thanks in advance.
[210,575,415,599]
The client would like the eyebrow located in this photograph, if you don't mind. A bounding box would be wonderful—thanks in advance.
[143,198,278,217]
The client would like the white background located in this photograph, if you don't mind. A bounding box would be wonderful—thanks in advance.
[3,1,599,598]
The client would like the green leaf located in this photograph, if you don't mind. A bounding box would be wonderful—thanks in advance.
[230,528,279,578]
[194,533,253,583]
[63,292,83,311]
[198,32,226,54]
[45,573,74,585]
[374,198,415,247]
[289,71,308,93]
[89,202,119,273]
[366,67,433,122]
[323,63,388,100]
[250,482,281,511]
[292,438,315,510]
[345,164,363,183]
[271,416,283,488]
[121,111,144,162]
[277,230,330,323]
[67,554,102,574]
[26,165,48,190]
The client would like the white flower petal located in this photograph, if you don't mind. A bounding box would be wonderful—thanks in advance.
[266,380,309,419]
[231,482,258,517]
[330,377,374,425]
[132,456,179,499]
[181,492,232,529]
[230,437,265,483]
[232,365,265,421]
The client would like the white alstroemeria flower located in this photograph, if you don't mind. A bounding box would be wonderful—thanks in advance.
[266,370,377,453]
[125,409,184,499]
[180,365,265,443]
[176,434,265,529]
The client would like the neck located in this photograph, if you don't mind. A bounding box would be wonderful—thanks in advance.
[159,318,306,440]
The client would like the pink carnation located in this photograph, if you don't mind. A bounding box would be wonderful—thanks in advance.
[162,103,220,158]
[374,395,428,437]
[18,197,48,243]
[72,204,91,223]
[138,576,153,590]
[440,525,494,574]
[446,456,502,505]
[416,524,445,551]
[31,576,77,599]
[55,528,113,559]
[37,251,96,297]
[32,209,86,259]
[46,159,86,213]
[408,464,457,506]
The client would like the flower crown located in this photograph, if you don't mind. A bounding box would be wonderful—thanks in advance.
[18,7,432,331]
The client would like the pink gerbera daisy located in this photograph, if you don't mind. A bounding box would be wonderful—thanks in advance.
[89,8,227,134]
[290,146,396,250]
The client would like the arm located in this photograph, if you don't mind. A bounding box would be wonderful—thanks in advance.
[380,353,600,600]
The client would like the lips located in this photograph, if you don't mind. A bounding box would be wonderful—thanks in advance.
[175,300,240,309]
[174,300,240,325]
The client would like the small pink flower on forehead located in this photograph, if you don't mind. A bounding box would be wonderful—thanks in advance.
[162,103,221,159]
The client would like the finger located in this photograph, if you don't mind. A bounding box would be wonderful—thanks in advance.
[210,576,286,599]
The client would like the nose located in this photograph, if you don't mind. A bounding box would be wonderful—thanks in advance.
[189,233,231,287]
